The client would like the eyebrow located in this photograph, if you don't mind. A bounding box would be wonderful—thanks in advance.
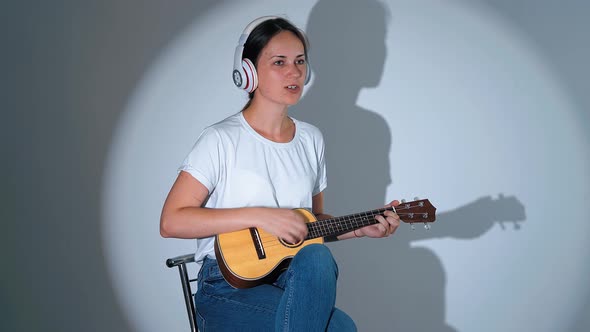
[270,54,306,59]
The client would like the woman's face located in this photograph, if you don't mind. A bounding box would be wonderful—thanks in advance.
[254,31,307,107]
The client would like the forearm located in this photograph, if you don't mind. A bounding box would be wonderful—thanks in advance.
[323,230,362,242]
[338,230,361,240]
[160,206,265,239]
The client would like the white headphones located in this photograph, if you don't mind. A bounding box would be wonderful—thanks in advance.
[232,16,311,93]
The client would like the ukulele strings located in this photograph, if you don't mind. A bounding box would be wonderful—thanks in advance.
[256,211,424,245]
[234,203,431,251]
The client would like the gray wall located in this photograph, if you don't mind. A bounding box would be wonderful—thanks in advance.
[4,0,589,331]
[4,1,217,331]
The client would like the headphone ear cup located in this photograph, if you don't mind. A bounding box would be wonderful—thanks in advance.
[241,58,258,93]
[305,61,311,85]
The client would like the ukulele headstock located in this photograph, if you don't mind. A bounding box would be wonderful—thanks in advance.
[395,198,436,230]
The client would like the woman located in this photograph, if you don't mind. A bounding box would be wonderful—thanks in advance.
[160,16,400,331]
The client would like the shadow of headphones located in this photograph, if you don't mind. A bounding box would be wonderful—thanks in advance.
[232,15,312,93]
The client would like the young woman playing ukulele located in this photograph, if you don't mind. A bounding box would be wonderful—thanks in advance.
[160,16,400,332]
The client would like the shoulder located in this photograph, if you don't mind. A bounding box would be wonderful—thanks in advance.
[208,112,242,132]
[292,117,324,141]
[199,112,243,140]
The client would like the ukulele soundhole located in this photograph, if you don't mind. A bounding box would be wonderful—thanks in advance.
[279,238,304,248]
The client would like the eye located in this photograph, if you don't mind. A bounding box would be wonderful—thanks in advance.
[274,60,284,65]
[296,59,306,65]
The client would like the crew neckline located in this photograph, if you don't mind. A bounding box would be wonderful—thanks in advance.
[238,111,299,147]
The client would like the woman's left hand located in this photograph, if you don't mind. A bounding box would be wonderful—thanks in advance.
[357,200,401,238]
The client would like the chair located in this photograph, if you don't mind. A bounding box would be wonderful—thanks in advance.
[166,253,198,332]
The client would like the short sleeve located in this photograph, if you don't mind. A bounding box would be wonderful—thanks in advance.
[178,127,223,193]
[313,131,327,195]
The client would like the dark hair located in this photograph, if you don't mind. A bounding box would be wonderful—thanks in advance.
[241,18,309,107]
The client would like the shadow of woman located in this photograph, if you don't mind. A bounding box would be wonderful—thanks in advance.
[292,1,525,331]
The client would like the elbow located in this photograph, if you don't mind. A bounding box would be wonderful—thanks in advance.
[159,214,174,238]
[160,227,171,238]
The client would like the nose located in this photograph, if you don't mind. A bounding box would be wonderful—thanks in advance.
[287,63,303,79]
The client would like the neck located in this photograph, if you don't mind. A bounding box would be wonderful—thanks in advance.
[243,98,294,142]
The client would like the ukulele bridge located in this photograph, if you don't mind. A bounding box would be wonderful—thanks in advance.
[249,228,266,259]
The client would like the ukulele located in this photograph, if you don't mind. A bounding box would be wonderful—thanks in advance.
[214,199,436,288]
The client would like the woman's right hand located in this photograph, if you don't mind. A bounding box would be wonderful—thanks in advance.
[256,208,309,244]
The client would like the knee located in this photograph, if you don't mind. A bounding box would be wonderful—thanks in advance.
[298,243,334,263]
[292,244,338,277]
[329,308,357,332]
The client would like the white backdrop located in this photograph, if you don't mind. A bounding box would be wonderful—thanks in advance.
[102,1,590,331]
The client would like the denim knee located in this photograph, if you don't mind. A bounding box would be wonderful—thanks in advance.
[291,244,338,278]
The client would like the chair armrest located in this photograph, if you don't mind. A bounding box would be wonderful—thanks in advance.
[166,253,196,268]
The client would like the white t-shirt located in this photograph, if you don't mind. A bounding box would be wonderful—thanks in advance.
[178,112,327,264]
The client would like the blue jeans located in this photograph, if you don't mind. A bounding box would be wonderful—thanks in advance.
[194,244,357,331]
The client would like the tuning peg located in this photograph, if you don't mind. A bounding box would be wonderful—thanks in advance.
[401,199,406,203]
[414,197,420,201]
[424,222,430,230]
